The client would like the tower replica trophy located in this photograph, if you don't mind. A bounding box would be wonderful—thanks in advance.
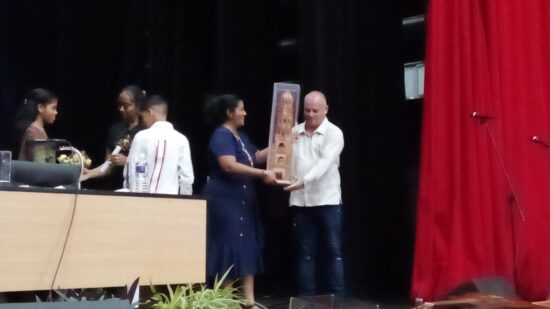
[267,82,301,185]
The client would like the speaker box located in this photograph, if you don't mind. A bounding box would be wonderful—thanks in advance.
[446,277,517,300]
[288,295,378,309]
[289,294,334,309]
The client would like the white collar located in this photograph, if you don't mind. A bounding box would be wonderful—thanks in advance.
[297,117,329,135]
[151,121,173,129]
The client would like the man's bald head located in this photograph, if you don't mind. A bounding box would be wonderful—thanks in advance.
[304,91,327,106]
[303,90,328,132]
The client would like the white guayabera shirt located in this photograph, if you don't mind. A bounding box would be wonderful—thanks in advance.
[289,117,344,207]
[124,121,194,195]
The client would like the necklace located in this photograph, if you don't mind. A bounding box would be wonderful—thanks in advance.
[224,125,254,167]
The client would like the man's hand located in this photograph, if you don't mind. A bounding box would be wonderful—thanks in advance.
[284,179,304,191]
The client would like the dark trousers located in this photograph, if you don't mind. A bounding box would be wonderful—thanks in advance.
[292,204,344,296]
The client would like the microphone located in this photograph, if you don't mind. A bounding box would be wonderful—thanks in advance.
[99,145,122,173]
[471,112,495,120]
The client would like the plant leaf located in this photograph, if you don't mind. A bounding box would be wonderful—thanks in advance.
[126,277,140,303]
[53,289,70,302]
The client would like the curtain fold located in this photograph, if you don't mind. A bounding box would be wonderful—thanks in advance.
[412,0,550,301]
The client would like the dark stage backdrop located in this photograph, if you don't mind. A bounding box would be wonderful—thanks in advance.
[0,0,421,302]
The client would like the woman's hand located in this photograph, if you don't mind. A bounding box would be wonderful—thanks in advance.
[108,154,127,166]
[261,170,278,184]
[80,172,91,182]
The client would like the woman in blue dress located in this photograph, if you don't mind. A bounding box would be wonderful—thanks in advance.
[203,94,277,308]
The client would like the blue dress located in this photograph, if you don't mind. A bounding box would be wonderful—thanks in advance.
[202,126,263,279]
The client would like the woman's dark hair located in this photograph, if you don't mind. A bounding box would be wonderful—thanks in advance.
[121,85,147,108]
[203,94,241,126]
[14,88,57,141]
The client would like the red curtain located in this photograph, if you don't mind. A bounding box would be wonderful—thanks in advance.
[412,0,550,301]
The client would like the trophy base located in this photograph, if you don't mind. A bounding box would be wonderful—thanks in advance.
[275,179,291,186]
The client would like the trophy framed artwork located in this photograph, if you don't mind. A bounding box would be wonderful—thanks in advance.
[266,82,301,185]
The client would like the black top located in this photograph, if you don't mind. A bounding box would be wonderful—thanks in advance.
[106,121,143,154]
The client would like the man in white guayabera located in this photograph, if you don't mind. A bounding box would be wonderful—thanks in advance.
[124,95,194,195]
[284,90,345,296]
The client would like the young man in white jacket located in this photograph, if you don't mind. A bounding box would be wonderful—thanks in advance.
[124,95,194,195]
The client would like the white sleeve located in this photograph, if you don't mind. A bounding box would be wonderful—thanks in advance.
[178,136,194,195]
[303,128,344,184]
[123,162,129,190]
[124,133,143,192]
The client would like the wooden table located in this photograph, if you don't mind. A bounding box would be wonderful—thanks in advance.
[0,186,206,292]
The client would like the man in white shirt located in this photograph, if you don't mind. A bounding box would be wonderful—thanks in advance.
[124,95,194,195]
[285,90,344,296]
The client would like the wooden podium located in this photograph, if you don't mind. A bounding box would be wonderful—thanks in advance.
[0,187,206,292]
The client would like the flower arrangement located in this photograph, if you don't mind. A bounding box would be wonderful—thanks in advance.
[57,150,92,168]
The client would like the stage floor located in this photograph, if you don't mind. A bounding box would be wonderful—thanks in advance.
[255,294,411,309]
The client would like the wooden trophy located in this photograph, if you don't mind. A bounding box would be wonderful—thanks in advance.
[266,82,301,185]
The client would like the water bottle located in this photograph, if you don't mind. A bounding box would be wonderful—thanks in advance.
[134,153,149,193]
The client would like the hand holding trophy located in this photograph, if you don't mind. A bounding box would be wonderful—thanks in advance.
[99,134,132,172]
[260,169,278,185]
[284,179,304,192]
[80,134,134,182]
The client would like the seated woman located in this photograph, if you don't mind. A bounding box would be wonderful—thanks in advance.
[80,85,146,189]
[15,88,58,161]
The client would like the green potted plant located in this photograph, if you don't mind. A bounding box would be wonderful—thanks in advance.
[147,268,245,309]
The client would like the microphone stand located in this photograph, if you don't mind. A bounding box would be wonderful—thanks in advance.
[472,112,525,284]
[58,145,84,190]
[532,136,550,151]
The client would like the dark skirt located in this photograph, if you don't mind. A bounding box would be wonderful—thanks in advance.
[203,177,264,280]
